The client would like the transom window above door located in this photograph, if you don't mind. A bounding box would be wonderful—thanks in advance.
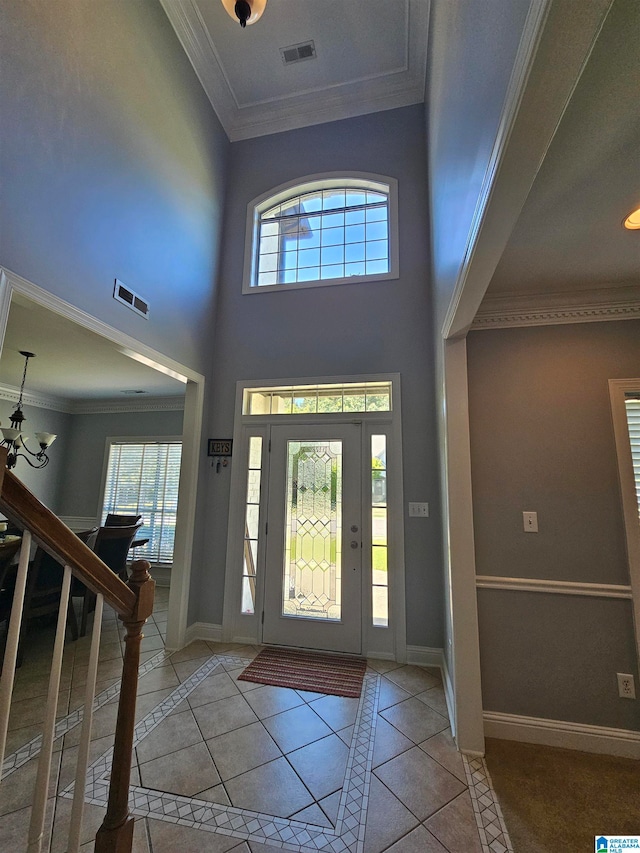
[243,174,399,293]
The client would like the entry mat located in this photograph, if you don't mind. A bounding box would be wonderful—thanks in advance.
[238,647,367,698]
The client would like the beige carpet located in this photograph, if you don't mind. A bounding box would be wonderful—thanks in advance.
[485,738,640,852]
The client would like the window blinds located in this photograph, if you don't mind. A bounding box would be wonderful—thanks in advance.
[102,441,182,564]
[624,397,640,519]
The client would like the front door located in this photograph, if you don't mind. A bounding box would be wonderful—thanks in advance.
[262,424,362,653]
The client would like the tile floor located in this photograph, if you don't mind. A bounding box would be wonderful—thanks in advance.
[0,588,513,852]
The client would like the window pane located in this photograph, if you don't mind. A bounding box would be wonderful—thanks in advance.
[371,435,388,628]
[298,267,320,282]
[299,248,320,268]
[366,206,387,222]
[321,264,344,279]
[366,220,388,241]
[366,240,388,261]
[345,208,365,225]
[345,261,366,277]
[258,272,277,286]
[366,259,388,275]
[346,191,366,208]
[102,441,182,564]
[321,227,344,247]
[259,252,278,272]
[345,224,365,244]
[321,245,344,265]
[345,243,365,263]
[301,192,322,213]
[323,189,346,210]
[322,212,344,229]
[372,586,388,627]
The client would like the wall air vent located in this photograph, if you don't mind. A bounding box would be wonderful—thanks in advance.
[280,40,316,65]
[113,279,149,319]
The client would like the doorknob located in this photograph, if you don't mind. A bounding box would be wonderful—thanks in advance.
[350,540,359,549]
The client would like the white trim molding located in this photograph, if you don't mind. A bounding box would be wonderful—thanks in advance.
[609,378,640,680]
[405,645,444,669]
[0,384,185,415]
[159,0,429,142]
[183,622,224,647]
[472,283,640,330]
[58,516,98,532]
[476,575,632,599]
[484,711,640,759]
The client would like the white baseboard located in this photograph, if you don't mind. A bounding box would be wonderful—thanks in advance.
[184,622,223,645]
[405,645,444,668]
[484,711,640,759]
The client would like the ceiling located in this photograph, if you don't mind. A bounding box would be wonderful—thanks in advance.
[160,0,429,141]
[0,296,186,405]
[483,0,640,303]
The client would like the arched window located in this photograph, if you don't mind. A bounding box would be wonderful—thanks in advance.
[243,174,398,293]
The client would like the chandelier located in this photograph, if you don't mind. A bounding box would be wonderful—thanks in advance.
[1,351,57,469]
[221,0,267,28]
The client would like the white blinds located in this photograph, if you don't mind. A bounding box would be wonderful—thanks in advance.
[102,441,182,564]
[624,398,640,519]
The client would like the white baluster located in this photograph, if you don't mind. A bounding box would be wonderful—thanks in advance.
[27,564,72,853]
[0,530,32,776]
[67,593,104,853]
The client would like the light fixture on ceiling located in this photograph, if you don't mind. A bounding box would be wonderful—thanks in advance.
[221,0,267,28]
[623,206,640,230]
[0,351,57,470]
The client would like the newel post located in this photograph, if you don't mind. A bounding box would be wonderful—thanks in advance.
[95,561,155,853]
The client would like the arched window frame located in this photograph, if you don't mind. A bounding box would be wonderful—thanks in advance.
[242,172,399,294]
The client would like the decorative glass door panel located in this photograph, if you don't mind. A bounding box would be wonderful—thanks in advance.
[283,440,342,620]
[264,424,361,653]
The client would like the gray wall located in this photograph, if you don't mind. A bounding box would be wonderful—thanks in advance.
[467,320,640,729]
[0,400,71,512]
[57,409,184,520]
[198,105,443,647]
[0,0,229,375]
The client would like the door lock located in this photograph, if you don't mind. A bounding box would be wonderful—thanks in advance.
[350,525,359,533]
[350,540,359,549]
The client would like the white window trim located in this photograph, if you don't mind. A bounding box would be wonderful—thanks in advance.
[609,379,640,673]
[242,172,400,295]
[222,373,406,662]
[99,434,183,567]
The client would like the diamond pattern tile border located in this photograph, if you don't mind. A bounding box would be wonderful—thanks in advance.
[61,653,380,853]
[463,755,514,853]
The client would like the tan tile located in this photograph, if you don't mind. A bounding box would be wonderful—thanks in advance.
[287,733,349,799]
[140,634,165,654]
[337,724,354,745]
[140,741,221,796]
[424,790,483,852]
[136,664,179,696]
[136,708,203,764]
[225,756,314,817]
[147,818,242,853]
[372,716,414,768]
[318,789,341,825]
[374,746,466,821]
[242,684,304,719]
[64,702,119,747]
[385,825,449,853]
[169,641,212,664]
[291,802,334,828]
[378,678,411,711]
[364,775,419,853]
[308,694,359,731]
[0,750,61,816]
[383,666,440,695]
[380,697,449,744]
[134,687,175,722]
[58,733,115,791]
[206,721,280,781]
[415,686,449,719]
[419,728,467,783]
[187,670,239,708]
[295,688,326,702]
[193,693,258,739]
[263,703,332,753]
[195,783,231,806]
[49,797,107,853]
[367,658,403,674]
[226,667,264,692]
[8,690,70,731]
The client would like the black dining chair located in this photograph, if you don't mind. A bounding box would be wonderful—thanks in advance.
[71,522,143,636]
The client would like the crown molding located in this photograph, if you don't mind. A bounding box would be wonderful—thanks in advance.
[160,0,429,141]
[472,283,640,329]
[0,383,73,413]
[0,384,184,415]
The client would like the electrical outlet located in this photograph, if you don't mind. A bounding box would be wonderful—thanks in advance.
[617,672,636,699]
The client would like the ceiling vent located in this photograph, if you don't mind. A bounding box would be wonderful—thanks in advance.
[113,279,149,319]
[280,40,316,65]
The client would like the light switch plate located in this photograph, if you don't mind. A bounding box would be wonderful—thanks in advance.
[523,511,538,532]
[409,502,429,517]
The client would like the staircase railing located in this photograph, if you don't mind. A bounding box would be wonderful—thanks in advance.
[0,447,155,852]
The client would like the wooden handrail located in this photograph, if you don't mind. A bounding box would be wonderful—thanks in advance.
[0,458,136,618]
[0,446,156,851]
